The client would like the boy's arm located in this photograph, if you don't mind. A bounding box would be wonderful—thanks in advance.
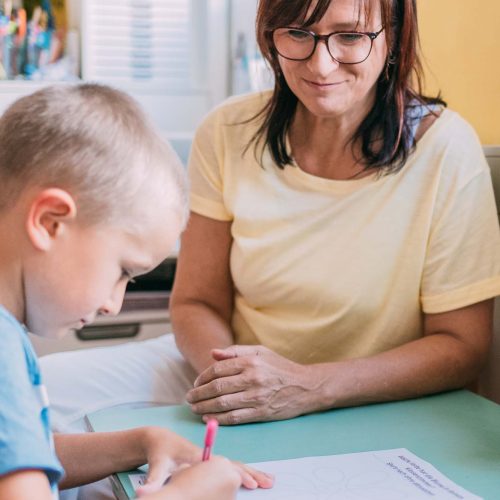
[55,429,145,489]
[56,427,273,494]
[0,470,53,500]
[55,427,199,489]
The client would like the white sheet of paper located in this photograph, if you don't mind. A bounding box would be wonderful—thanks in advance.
[237,448,481,500]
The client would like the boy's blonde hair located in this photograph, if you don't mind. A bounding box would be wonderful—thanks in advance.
[0,83,188,227]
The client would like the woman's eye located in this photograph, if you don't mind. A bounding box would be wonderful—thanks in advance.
[337,33,364,44]
[287,29,310,41]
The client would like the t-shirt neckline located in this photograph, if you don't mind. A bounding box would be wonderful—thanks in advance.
[283,108,453,194]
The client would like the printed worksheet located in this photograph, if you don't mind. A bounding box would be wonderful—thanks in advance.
[237,449,481,499]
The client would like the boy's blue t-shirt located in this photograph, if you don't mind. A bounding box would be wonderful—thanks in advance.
[0,306,64,491]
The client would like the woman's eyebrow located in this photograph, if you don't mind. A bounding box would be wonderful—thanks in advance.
[332,21,362,30]
[306,21,366,32]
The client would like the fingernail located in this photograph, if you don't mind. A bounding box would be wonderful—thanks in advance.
[185,394,192,403]
[193,378,200,387]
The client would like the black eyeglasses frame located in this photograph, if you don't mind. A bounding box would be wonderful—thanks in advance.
[272,26,385,65]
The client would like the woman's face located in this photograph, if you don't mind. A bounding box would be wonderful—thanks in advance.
[276,0,388,121]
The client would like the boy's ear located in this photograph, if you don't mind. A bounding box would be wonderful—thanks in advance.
[26,188,77,251]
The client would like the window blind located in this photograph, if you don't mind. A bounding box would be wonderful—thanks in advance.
[82,0,196,91]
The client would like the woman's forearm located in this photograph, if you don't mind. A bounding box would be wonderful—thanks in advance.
[309,300,492,411]
[186,301,491,424]
[171,301,235,373]
[307,332,487,413]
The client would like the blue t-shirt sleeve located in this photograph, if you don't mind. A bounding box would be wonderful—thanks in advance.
[0,315,64,487]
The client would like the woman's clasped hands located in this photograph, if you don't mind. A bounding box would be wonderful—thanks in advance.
[186,345,324,425]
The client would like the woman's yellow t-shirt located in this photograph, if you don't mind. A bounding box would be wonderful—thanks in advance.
[188,92,500,364]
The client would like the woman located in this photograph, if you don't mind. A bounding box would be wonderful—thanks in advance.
[42,0,500,449]
[170,0,500,425]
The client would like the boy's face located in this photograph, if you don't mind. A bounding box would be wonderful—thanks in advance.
[23,205,183,339]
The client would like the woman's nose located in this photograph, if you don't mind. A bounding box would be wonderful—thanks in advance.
[306,39,340,76]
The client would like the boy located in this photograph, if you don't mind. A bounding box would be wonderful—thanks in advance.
[0,84,273,499]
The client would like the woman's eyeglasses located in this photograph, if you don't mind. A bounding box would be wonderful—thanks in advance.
[272,27,384,65]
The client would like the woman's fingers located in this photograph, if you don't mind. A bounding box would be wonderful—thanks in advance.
[187,373,250,405]
[188,345,310,422]
[194,345,269,387]
[193,357,246,387]
[201,407,267,425]
[190,388,265,414]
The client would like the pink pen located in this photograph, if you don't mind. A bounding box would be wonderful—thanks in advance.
[202,419,219,461]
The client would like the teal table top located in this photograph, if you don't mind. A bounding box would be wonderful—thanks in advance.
[86,390,500,499]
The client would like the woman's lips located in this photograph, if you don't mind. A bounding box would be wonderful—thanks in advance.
[304,79,346,89]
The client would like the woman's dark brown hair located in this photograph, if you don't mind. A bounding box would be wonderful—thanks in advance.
[248,0,445,174]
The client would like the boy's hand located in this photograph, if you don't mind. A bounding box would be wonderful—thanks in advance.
[136,426,200,493]
[135,426,274,496]
[230,460,274,490]
[137,456,273,499]
[137,457,239,499]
